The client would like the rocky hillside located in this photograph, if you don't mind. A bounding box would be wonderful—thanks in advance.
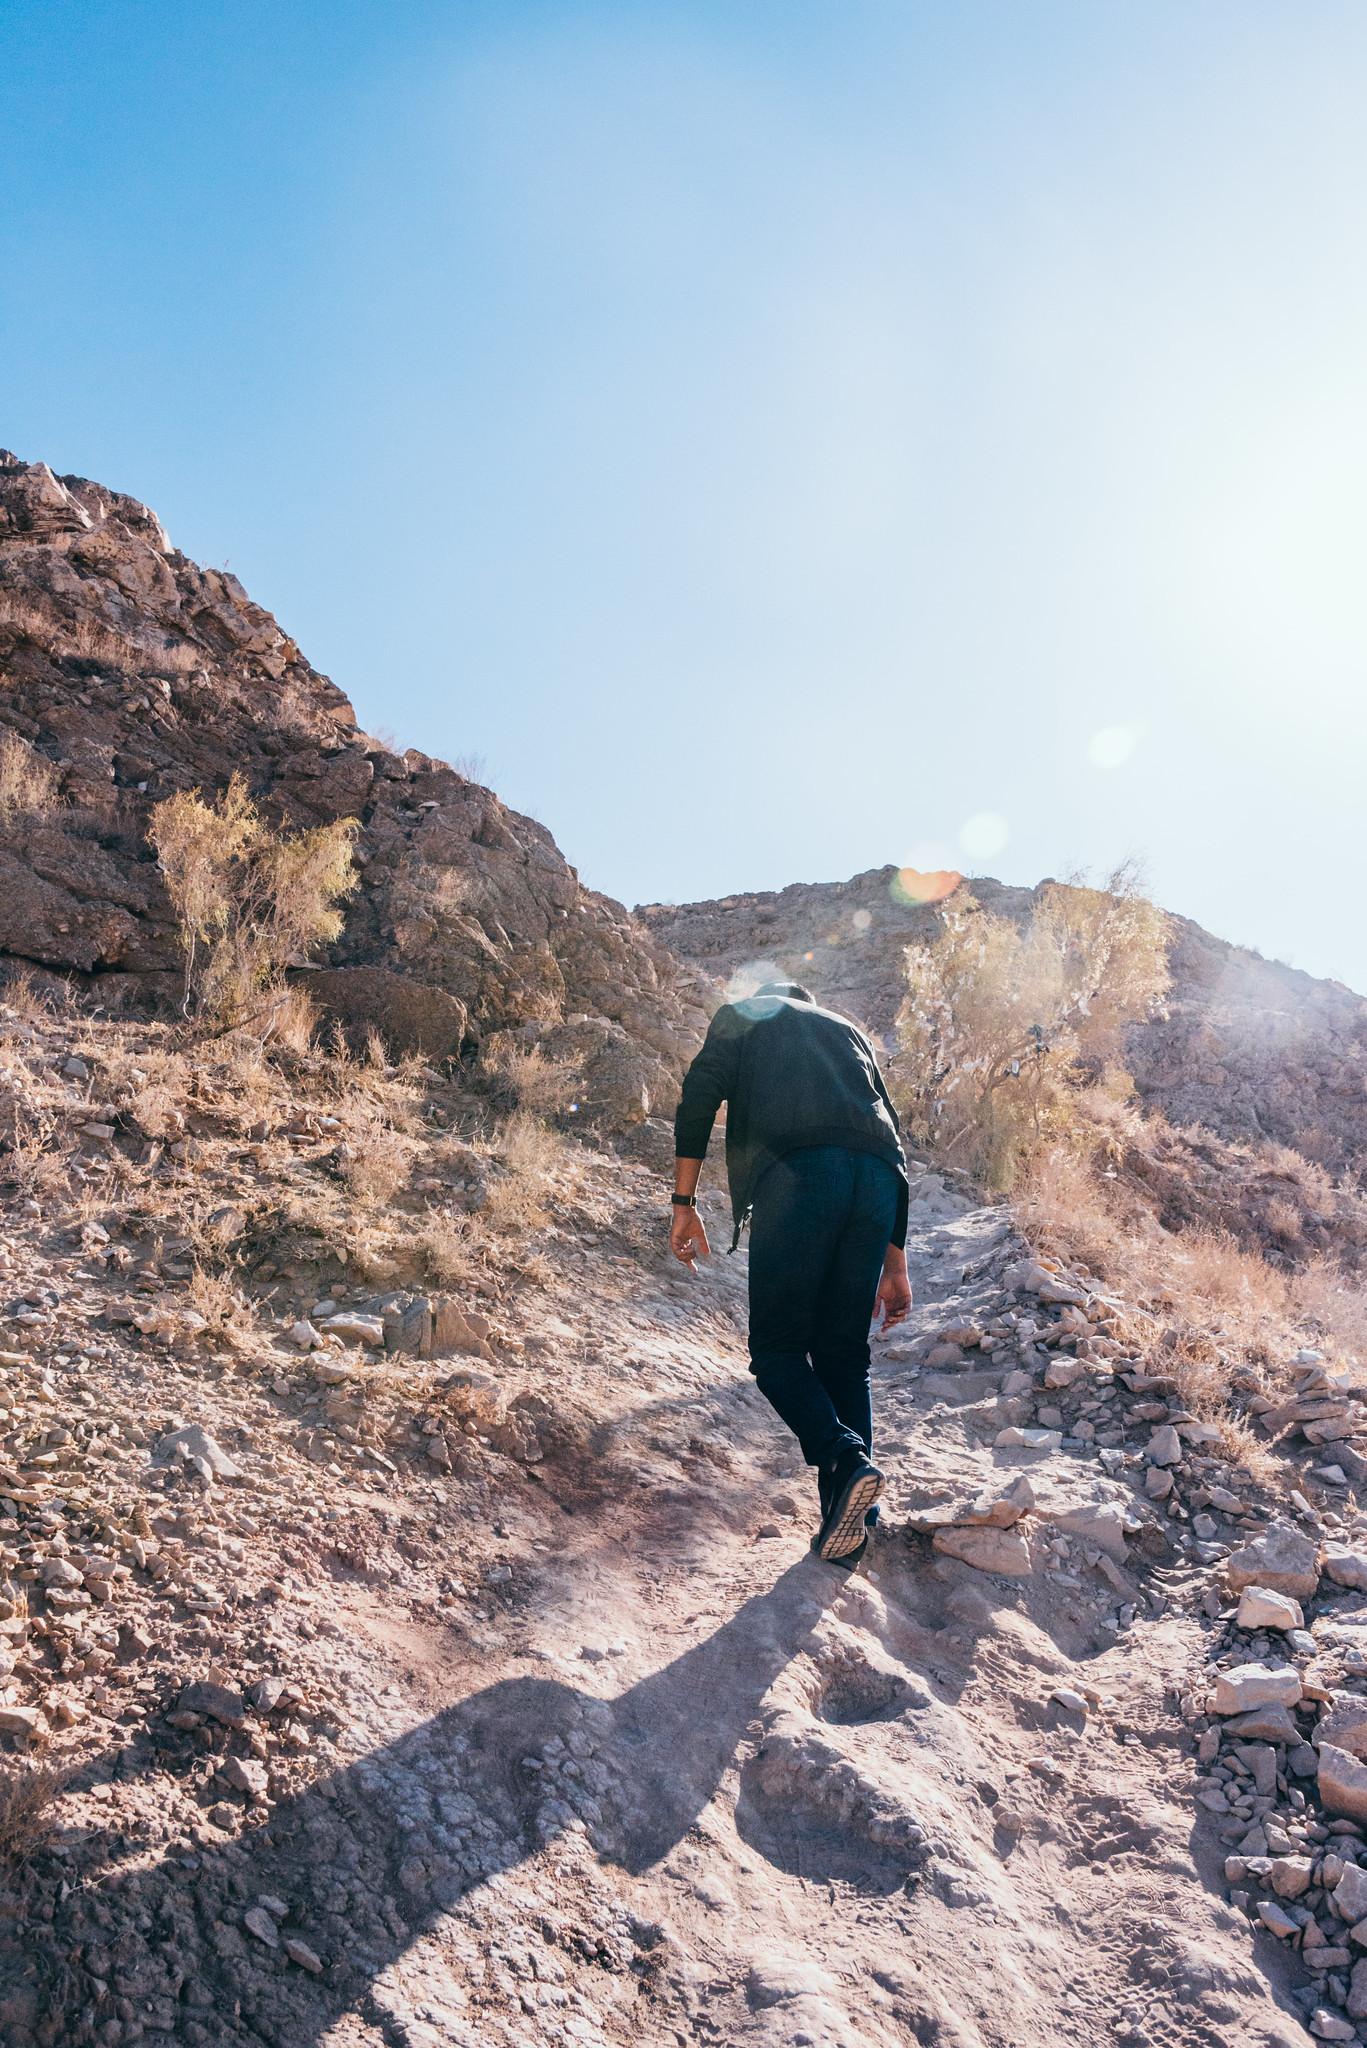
[0,986,1359,2048]
[0,452,703,1131]
[640,867,1367,1180]
[6,449,1367,2048]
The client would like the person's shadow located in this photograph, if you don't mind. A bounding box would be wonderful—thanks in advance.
[34,1555,845,2045]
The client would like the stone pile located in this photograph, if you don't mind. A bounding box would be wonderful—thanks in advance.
[1253,1356,1367,1491]
[1184,1524,1367,2039]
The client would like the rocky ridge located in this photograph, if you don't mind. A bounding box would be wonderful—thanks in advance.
[640,867,1367,1178]
[0,451,702,1130]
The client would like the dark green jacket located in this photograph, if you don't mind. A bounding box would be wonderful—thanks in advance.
[674,992,909,1250]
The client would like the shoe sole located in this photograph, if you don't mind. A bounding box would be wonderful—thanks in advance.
[817,1470,885,1560]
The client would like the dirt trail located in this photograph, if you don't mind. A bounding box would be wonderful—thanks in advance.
[16,1181,1310,2048]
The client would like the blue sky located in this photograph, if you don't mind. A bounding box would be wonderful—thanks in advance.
[3,2,1366,991]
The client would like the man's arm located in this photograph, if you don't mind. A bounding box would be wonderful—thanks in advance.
[669,1007,742,1266]
[670,1154,710,1266]
[875,1243,912,1327]
[865,1043,912,1324]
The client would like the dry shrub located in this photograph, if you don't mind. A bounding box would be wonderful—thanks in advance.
[341,1122,414,1210]
[895,865,1168,1191]
[1261,1195,1305,1253]
[0,1762,67,1868]
[1165,1224,1291,1326]
[483,1111,564,1232]
[1018,1140,1324,1463]
[1293,1261,1367,1364]
[1,1109,72,1199]
[0,731,60,822]
[149,773,357,1027]
[483,1033,581,1120]
[260,986,316,1056]
[420,1209,479,1287]
[125,1053,191,1140]
[0,967,50,1025]
[185,1266,255,1350]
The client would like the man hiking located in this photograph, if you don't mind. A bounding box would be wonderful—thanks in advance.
[668,979,912,1565]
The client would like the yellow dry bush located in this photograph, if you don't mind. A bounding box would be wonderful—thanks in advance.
[265,986,319,1055]
[149,773,357,1027]
[343,1132,413,1211]
[482,1033,581,1120]
[1292,1261,1367,1364]
[483,1111,564,1232]
[1,967,50,1024]
[895,865,1168,1191]
[419,1209,480,1287]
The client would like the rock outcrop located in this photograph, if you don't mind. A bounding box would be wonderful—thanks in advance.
[640,866,1367,1176]
[0,452,704,1126]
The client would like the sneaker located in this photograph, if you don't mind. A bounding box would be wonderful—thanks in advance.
[814,1453,884,1561]
[827,1531,873,1572]
[819,1531,869,1572]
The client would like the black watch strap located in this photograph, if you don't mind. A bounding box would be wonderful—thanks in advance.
[671,1192,697,1207]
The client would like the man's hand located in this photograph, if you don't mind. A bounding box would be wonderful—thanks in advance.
[874,1246,912,1329]
[670,1205,711,1268]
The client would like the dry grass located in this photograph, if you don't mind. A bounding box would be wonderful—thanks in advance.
[263,986,318,1055]
[0,1109,74,1200]
[340,1121,415,1211]
[419,1209,482,1287]
[184,1265,256,1351]
[483,1111,565,1233]
[1018,1142,1305,1457]
[0,1763,67,1868]
[0,731,61,822]
[1292,1260,1367,1365]
[0,968,51,1026]
[482,1034,581,1120]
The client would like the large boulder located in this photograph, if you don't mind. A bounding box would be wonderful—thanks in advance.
[1319,1744,1367,1824]
[932,1525,1033,1575]
[1212,1665,1302,1715]
[1226,1523,1321,1602]
[1313,1699,1367,1761]
[302,968,470,1061]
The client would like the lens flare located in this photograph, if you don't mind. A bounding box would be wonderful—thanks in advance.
[958,811,1009,861]
[852,908,872,932]
[724,959,787,1004]
[890,865,960,907]
[1087,723,1143,770]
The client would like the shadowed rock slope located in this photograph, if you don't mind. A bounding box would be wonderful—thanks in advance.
[0,451,702,1129]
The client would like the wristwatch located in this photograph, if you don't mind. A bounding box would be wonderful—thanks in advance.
[670,1192,697,1207]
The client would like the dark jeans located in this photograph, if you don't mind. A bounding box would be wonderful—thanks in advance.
[747,1147,899,1509]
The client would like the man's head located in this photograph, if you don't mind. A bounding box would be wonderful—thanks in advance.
[752,979,814,1003]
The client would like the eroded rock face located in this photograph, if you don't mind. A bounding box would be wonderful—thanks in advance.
[0,452,706,1121]
[640,865,1367,1176]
